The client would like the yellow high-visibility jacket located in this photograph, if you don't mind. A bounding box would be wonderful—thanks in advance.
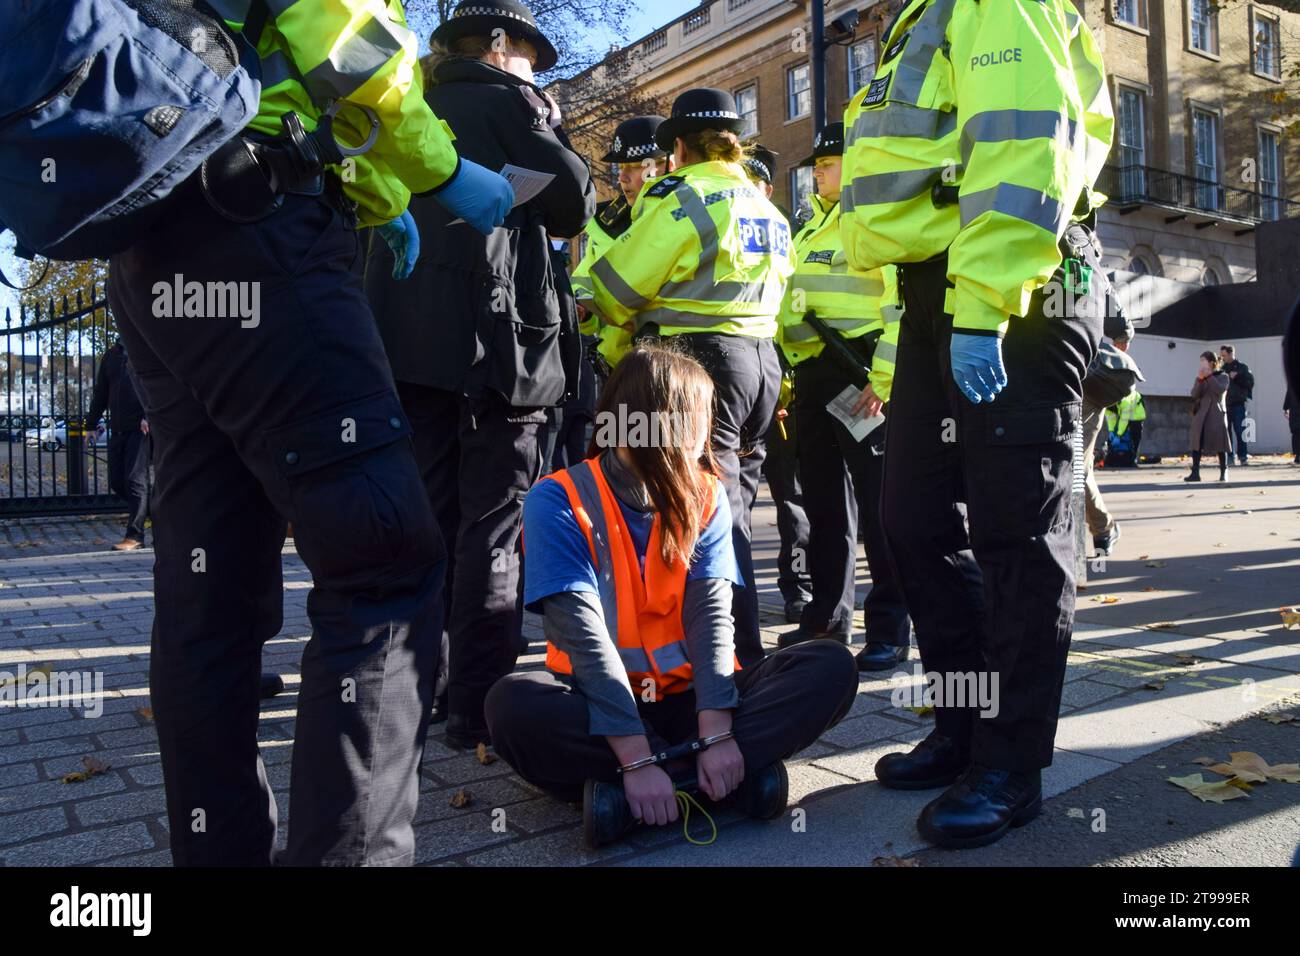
[588,161,795,339]
[572,197,634,367]
[777,192,901,400]
[1106,391,1145,436]
[213,0,460,226]
[841,0,1113,336]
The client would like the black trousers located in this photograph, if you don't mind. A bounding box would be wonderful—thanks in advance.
[884,251,1099,771]
[397,383,544,726]
[793,348,910,646]
[660,332,783,666]
[108,182,446,866]
[107,428,151,542]
[762,414,812,605]
[485,641,858,802]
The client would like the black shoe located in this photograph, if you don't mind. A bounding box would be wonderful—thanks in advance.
[1219,469,1229,482]
[259,672,284,700]
[783,597,809,625]
[1092,521,1121,556]
[875,731,969,791]
[1183,471,1201,482]
[445,713,491,750]
[582,779,636,849]
[855,642,909,672]
[733,761,789,820]
[777,629,849,650]
[916,765,1042,849]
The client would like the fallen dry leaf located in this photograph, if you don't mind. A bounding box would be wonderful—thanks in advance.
[872,855,920,867]
[449,789,474,809]
[1173,653,1198,666]
[905,705,934,717]
[1206,752,1271,783]
[1066,807,1085,819]
[62,755,110,784]
[475,742,497,766]
[0,664,52,690]
[1093,595,1120,605]
[1142,586,1160,592]
[136,707,154,722]
[1261,712,1300,727]
[1147,622,1178,630]
[1280,608,1300,630]
[1144,680,1166,691]
[1138,554,1150,560]
[1145,560,1167,568]
[1167,773,1248,803]
[1192,756,1217,766]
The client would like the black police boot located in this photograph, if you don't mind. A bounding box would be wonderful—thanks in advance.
[855,642,909,672]
[875,731,969,791]
[784,596,810,625]
[1093,521,1121,556]
[916,765,1042,850]
[259,672,284,700]
[732,761,789,820]
[582,779,637,849]
[445,713,492,750]
[777,629,849,650]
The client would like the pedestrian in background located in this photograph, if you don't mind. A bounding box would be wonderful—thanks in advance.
[364,0,595,749]
[85,339,151,552]
[1186,350,1231,482]
[1219,345,1254,467]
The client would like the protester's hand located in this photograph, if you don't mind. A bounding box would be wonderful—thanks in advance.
[375,208,420,280]
[623,765,678,825]
[950,332,1007,404]
[432,158,514,235]
[140,420,149,436]
[697,738,745,802]
[852,383,883,418]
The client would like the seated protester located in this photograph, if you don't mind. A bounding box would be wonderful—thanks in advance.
[486,343,859,848]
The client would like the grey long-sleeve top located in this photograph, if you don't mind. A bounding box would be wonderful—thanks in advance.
[542,454,740,737]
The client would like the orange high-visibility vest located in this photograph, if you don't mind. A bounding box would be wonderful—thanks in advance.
[542,456,721,699]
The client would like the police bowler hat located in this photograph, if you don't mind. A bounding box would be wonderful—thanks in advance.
[797,121,845,167]
[432,0,559,73]
[654,88,746,153]
[603,116,668,163]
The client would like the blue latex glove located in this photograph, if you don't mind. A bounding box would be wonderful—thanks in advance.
[432,158,515,235]
[376,208,420,280]
[950,332,1008,404]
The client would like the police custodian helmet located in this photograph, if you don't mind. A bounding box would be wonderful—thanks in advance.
[602,116,668,163]
[431,0,559,73]
[654,88,746,153]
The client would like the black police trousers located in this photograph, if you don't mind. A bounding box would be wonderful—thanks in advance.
[668,332,783,666]
[108,181,446,865]
[761,414,812,606]
[886,251,1099,771]
[484,641,858,802]
[107,429,152,543]
[793,346,910,646]
[396,383,545,729]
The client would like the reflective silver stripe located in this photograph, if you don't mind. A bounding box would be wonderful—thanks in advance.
[794,274,885,297]
[960,110,1078,166]
[635,307,766,331]
[851,103,957,141]
[591,258,652,310]
[890,0,956,105]
[652,641,690,674]
[959,183,1067,235]
[619,646,652,672]
[260,50,296,89]
[567,462,620,646]
[882,303,903,324]
[206,0,254,21]
[842,167,943,210]
[782,322,819,343]
[874,339,898,365]
[657,187,770,305]
[303,14,408,103]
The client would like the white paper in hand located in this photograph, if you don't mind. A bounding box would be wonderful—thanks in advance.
[448,164,555,224]
[826,384,884,443]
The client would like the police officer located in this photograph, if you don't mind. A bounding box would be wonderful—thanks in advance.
[774,122,910,670]
[107,0,513,865]
[365,0,595,750]
[587,88,794,666]
[571,116,673,377]
[841,0,1113,847]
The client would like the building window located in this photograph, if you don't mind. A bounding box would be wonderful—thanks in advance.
[848,37,877,98]
[1202,266,1222,286]
[790,165,815,219]
[643,32,667,55]
[1192,108,1220,210]
[1259,128,1281,221]
[787,63,811,120]
[1117,88,1146,198]
[735,84,759,139]
[1253,10,1281,79]
[1113,0,1147,29]
[1189,0,1218,55]
[1128,255,1152,276]
[683,7,710,37]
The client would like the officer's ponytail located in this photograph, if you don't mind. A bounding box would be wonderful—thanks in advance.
[680,129,750,166]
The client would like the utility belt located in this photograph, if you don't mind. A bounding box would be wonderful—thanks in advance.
[802,313,877,390]
[199,105,378,227]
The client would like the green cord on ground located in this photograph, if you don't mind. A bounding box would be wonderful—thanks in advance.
[676,790,717,846]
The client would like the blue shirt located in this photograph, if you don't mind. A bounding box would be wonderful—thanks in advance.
[523,475,739,612]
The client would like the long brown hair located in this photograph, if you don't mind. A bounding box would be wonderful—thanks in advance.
[588,342,719,568]
[678,128,752,166]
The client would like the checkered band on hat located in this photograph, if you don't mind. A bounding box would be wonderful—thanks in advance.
[625,142,659,159]
[744,159,771,181]
[683,110,739,120]
[455,5,531,23]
